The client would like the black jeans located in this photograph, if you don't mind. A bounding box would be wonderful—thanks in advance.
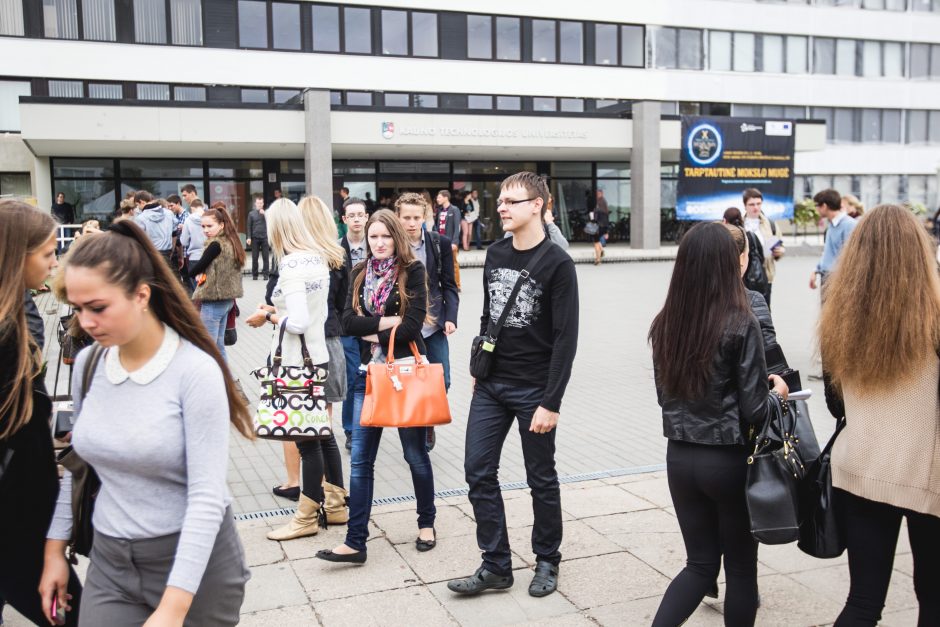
[653,440,758,627]
[834,489,940,626]
[251,239,270,278]
[297,434,344,502]
[464,379,561,576]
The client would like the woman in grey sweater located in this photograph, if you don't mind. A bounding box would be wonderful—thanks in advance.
[39,221,254,627]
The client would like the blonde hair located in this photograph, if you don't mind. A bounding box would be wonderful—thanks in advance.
[297,196,346,270]
[843,194,864,217]
[266,198,320,258]
[0,201,57,439]
[819,204,940,393]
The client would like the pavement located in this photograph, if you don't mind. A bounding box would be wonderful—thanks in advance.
[8,241,921,626]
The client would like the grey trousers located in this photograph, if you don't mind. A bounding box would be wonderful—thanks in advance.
[80,509,250,626]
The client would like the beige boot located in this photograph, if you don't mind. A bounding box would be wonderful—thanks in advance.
[267,494,322,541]
[323,481,349,525]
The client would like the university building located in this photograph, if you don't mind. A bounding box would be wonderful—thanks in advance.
[1,0,937,244]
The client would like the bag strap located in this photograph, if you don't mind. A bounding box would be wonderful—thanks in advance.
[485,239,554,342]
[272,317,314,370]
[80,343,106,404]
[385,324,423,365]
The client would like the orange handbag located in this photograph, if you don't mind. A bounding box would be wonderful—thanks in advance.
[359,325,452,428]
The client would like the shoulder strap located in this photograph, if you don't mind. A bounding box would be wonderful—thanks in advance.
[485,240,555,341]
[428,230,442,268]
[80,343,106,404]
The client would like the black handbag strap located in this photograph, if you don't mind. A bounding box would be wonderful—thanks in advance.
[485,240,554,342]
[80,343,106,404]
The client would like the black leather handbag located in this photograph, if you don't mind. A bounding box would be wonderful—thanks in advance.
[798,418,846,558]
[745,394,807,545]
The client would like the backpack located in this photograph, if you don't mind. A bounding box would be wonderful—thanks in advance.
[426,230,442,270]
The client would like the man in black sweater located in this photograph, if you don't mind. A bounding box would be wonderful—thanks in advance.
[448,172,579,599]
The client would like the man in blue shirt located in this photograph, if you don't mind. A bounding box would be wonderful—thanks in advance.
[810,188,857,298]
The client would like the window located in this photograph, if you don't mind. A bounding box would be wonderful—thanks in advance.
[532,19,556,63]
[496,95,520,110]
[560,98,583,112]
[0,81,30,131]
[344,7,372,53]
[49,80,83,98]
[883,42,903,77]
[811,107,835,140]
[174,86,206,101]
[0,0,24,35]
[241,88,269,103]
[381,10,407,55]
[929,110,940,142]
[621,25,644,67]
[0,173,30,198]
[238,1,267,48]
[88,83,122,99]
[411,12,437,57]
[594,23,617,65]
[171,0,202,45]
[653,27,702,70]
[329,91,341,105]
[134,0,166,43]
[911,43,929,77]
[43,0,79,39]
[833,108,856,142]
[467,15,492,59]
[709,31,731,71]
[137,83,170,100]
[786,35,808,73]
[496,16,520,61]
[414,94,437,108]
[273,89,300,103]
[384,93,409,107]
[860,108,881,141]
[468,94,493,109]
[559,21,582,63]
[653,27,677,68]
[272,2,300,50]
[678,28,703,70]
[814,37,835,74]
[345,91,372,106]
[835,39,857,76]
[311,5,339,52]
[763,35,784,73]
[931,44,940,78]
[82,0,116,41]
[883,109,902,142]
[533,97,556,111]
[733,32,755,72]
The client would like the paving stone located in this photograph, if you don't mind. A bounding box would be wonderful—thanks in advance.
[240,562,309,614]
[394,532,528,584]
[881,608,921,626]
[710,574,844,626]
[292,539,420,602]
[238,604,320,626]
[556,552,670,609]
[508,612,597,626]
[315,585,456,626]
[582,508,680,538]
[587,595,726,626]
[618,476,674,509]
[601,470,667,485]
[894,552,914,577]
[427,575,580,627]
[509,519,622,567]
[372,503,476,545]
[790,564,919,614]
[560,484,657,519]
[238,519,287,567]
[757,541,847,573]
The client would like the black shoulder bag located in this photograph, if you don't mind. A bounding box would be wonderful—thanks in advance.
[469,241,553,380]
[797,417,846,558]
[57,343,105,562]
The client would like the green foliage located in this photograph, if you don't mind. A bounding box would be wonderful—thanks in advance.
[904,201,927,216]
[793,197,819,227]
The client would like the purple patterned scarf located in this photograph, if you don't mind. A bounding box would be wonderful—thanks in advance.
[367,256,399,315]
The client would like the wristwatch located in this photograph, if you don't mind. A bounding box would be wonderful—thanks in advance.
[265,311,274,324]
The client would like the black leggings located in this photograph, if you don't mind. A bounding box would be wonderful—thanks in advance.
[834,489,940,626]
[653,440,758,627]
[297,434,343,502]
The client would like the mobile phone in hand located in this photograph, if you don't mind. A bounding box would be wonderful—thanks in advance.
[52,596,66,626]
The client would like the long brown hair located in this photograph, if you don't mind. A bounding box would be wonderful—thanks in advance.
[202,208,246,267]
[351,209,424,318]
[649,222,751,400]
[819,204,940,392]
[0,201,57,440]
[57,221,254,439]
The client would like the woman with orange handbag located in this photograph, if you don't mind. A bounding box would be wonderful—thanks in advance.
[316,209,437,564]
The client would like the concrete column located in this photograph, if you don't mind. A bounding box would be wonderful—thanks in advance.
[630,101,661,250]
[304,89,334,208]
[33,156,52,211]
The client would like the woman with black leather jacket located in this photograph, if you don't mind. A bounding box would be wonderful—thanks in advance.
[648,222,788,627]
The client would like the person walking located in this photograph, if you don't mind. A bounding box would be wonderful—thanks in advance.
[591,189,610,265]
[0,201,83,627]
[316,209,437,564]
[189,207,245,361]
[742,188,784,307]
[809,189,857,297]
[819,204,940,626]
[648,222,788,627]
[179,198,206,292]
[436,190,462,290]
[245,198,347,538]
[448,172,578,599]
[39,220,252,626]
[247,195,271,281]
[338,197,369,451]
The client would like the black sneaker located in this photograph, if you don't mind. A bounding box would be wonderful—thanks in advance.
[426,427,436,452]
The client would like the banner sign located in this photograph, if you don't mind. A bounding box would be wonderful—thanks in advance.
[677,116,795,221]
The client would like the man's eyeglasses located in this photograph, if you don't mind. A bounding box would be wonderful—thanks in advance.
[496,197,537,208]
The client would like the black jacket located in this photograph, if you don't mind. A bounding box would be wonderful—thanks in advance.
[325,263,349,338]
[420,231,459,329]
[656,313,772,446]
[342,261,428,365]
[247,209,267,240]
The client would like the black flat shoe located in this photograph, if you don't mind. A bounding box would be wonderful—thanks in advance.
[447,567,513,595]
[416,528,436,552]
[315,548,366,564]
[272,485,300,501]
[528,561,559,597]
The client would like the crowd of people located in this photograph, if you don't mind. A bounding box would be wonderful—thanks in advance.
[1,173,938,627]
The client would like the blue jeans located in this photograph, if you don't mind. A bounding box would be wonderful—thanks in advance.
[423,329,451,391]
[464,379,561,575]
[345,370,436,552]
[340,336,360,434]
[200,300,233,361]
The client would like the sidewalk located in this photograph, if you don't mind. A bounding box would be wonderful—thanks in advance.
[8,471,915,626]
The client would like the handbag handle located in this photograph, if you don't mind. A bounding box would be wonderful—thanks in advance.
[272,317,314,370]
[385,324,423,366]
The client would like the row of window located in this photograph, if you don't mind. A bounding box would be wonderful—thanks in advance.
[757,0,937,10]
[794,173,938,210]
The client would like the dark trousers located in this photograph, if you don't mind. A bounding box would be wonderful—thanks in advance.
[423,329,451,391]
[464,379,561,576]
[251,239,270,279]
[339,336,360,434]
[472,220,483,249]
[0,537,82,626]
[297,435,344,502]
[653,440,758,627]
[834,489,940,626]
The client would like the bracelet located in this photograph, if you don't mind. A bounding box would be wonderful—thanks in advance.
[265,311,273,323]
[769,389,787,410]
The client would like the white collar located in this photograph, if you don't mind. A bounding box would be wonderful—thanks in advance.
[105,324,180,385]
[830,211,847,227]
